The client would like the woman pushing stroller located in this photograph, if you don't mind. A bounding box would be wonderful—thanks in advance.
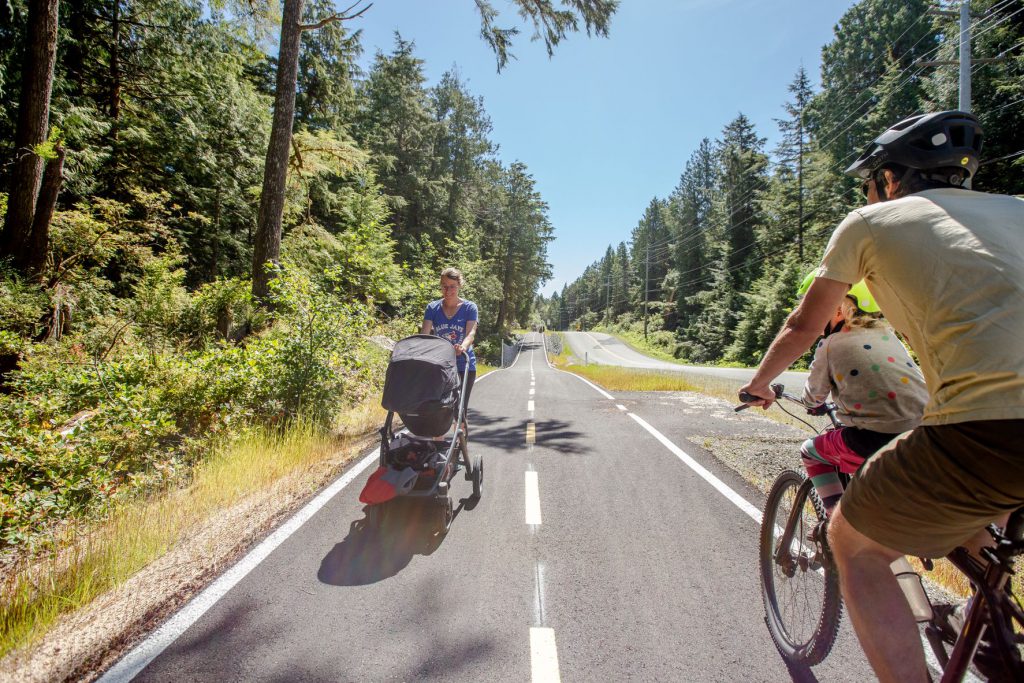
[421,267,478,407]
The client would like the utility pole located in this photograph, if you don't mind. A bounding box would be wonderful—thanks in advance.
[919,1,1010,188]
[643,240,650,341]
[959,0,971,112]
[605,274,612,323]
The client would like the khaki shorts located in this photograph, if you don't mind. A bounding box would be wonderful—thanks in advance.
[841,420,1024,558]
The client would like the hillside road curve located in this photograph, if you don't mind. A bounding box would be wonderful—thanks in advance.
[562,330,810,390]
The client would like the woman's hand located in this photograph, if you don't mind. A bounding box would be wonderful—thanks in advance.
[453,343,464,356]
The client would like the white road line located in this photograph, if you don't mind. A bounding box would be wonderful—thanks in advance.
[556,370,614,400]
[615,404,626,411]
[530,627,562,683]
[533,560,548,626]
[98,449,380,683]
[627,413,762,523]
[525,471,542,525]
[529,388,535,396]
[625,411,957,680]
[528,400,535,412]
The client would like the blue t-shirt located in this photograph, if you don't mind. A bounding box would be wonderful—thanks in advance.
[424,299,478,372]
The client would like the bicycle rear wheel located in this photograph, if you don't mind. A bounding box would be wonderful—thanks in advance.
[760,469,842,666]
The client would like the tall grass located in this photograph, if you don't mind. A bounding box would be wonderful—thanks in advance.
[0,406,382,659]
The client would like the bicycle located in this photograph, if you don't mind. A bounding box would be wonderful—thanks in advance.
[737,384,1024,680]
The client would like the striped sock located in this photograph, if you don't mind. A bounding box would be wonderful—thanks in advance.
[801,438,843,514]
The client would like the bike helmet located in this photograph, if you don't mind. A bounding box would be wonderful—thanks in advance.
[845,110,982,182]
[798,271,880,314]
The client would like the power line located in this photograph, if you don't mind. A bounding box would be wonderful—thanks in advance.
[562,6,1022,323]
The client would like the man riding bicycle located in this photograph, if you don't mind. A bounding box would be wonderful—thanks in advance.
[739,111,1024,682]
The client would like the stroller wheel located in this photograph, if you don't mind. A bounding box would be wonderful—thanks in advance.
[471,455,483,500]
[435,496,454,534]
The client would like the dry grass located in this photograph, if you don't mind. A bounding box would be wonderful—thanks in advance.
[0,403,381,659]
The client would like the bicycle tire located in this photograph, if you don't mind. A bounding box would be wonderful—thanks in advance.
[760,469,843,666]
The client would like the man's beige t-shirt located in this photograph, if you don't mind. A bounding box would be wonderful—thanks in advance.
[818,188,1024,426]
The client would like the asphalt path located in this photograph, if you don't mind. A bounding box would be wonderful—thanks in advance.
[102,333,876,682]
[562,331,810,390]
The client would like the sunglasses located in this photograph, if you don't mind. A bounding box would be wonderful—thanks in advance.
[861,177,873,198]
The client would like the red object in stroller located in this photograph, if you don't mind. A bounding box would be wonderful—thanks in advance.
[371,334,482,533]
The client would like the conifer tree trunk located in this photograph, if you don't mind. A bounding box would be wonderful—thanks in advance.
[0,0,60,277]
[252,0,306,302]
[28,145,66,274]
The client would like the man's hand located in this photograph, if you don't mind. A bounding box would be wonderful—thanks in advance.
[738,382,776,410]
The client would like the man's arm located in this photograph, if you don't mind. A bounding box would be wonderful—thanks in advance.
[740,277,850,408]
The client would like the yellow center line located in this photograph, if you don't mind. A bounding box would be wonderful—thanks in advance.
[526,422,536,444]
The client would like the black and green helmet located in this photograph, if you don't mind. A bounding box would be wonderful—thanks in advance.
[845,110,982,181]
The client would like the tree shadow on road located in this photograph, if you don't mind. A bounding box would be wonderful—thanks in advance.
[465,415,587,455]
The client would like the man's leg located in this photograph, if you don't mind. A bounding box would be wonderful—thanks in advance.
[829,503,928,683]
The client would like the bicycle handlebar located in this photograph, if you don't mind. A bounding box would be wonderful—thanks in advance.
[735,384,843,428]
[734,384,784,412]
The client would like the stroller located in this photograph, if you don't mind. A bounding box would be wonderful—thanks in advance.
[365,334,482,533]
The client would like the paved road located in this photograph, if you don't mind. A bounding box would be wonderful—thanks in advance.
[562,331,810,390]
[103,333,875,682]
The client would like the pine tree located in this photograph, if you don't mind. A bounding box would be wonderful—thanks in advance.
[0,0,61,277]
[668,139,715,332]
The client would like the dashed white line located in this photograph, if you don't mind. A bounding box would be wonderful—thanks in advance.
[528,400,535,412]
[525,471,543,525]
[533,560,548,625]
[530,627,562,683]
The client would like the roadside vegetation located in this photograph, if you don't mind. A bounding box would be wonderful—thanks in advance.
[0,0,617,664]
[0,414,382,658]
[536,0,1023,363]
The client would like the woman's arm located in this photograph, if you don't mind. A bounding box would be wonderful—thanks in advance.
[454,320,477,355]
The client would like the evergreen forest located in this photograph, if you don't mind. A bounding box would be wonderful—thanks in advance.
[0,0,616,549]
[537,0,1024,366]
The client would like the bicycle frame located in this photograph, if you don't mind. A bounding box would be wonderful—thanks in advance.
[741,384,1024,679]
[940,513,1024,681]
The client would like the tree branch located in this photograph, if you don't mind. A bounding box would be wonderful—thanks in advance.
[299,1,372,32]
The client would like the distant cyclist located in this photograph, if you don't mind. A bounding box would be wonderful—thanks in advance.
[793,274,926,517]
[739,111,1024,682]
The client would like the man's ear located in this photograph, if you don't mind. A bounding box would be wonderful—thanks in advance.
[883,168,900,194]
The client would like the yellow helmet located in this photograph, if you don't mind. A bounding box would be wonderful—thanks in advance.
[798,271,880,314]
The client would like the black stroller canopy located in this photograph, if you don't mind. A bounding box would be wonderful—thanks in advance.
[381,335,459,414]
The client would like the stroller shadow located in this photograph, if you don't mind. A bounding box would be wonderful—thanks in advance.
[317,497,473,586]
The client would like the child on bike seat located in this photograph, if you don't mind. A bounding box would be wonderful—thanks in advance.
[797,273,927,516]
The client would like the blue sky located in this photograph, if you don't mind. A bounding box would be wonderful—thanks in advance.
[351,0,859,296]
